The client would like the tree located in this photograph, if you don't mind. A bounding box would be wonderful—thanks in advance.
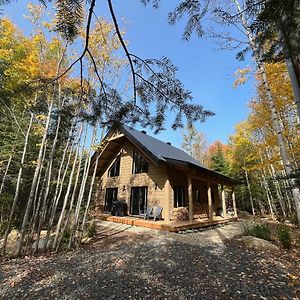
[181,125,208,165]
[207,141,231,176]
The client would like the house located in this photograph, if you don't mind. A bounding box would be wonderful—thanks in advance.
[91,123,238,230]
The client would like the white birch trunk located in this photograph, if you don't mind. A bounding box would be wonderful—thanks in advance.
[2,113,33,255]
[16,98,54,256]
[52,123,83,250]
[233,0,300,227]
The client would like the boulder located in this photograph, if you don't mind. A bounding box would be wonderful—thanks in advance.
[241,236,279,252]
[31,237,53,251]
[0,229,19,256]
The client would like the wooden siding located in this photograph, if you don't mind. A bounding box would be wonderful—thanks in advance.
[98,140,170,219]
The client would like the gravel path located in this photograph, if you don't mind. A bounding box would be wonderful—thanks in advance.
[1,221,299,300]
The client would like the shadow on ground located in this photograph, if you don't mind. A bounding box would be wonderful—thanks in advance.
[1,222,299,300]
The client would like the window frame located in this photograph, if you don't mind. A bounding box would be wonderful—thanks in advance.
[108,156,121,177]
[132,149,149,174]
[173,186,186,208]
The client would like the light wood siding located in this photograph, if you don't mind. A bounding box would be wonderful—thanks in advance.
[98,140,169,219]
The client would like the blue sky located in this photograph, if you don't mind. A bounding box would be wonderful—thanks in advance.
[2,0,255,148]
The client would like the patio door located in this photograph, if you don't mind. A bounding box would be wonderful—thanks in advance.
[130,187,148,216]
[104,188,118,212]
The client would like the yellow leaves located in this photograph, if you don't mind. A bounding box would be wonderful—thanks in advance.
[36,114,47,121]
[233,67,251,88]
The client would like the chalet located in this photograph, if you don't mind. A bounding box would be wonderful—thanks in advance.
[91,123,238,231]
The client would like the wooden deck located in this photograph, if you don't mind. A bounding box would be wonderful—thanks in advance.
[99,214,237,232]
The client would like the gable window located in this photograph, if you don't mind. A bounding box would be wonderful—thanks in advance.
[132,149,148,174]
[108,156,120,177]
[173,186,186,208]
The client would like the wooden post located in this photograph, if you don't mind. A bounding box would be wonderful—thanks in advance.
[164,179,171,222]
[221,185,227,219]
[188,176,193,223]
[232,187,237,218]
[207,182,213,221]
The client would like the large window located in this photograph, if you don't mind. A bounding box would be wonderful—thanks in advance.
[132,150,148,174]
[104,188,118,212]
[173,186,186,208]
[130,186,148,215]
[108,156,120,177]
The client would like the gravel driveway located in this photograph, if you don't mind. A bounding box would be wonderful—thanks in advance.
[1,221,299,300]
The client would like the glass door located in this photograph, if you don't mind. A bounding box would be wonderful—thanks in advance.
[130,187,148,216]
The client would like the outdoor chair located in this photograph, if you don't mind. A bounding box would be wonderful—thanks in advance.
[144,205,163,221]
[152,206,163,221]
[144,206,153,220]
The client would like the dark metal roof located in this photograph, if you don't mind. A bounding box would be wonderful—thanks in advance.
[118,124,238,184]
[121,124,205,167]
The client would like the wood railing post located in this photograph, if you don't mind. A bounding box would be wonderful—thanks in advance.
[188,176,193,223]
[207,182,213,221]
[221,185,227,219]
[165,179,171,222]
[232,187,237,218]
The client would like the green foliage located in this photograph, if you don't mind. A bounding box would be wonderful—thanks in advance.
[209,144,230,176]
[277,225,291,249]
[61,228,71,246]
[243,222,271,241]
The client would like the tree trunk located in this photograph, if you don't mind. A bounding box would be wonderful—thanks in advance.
[2,113,33,255]
[55,128,86,251]
[16,97,54,256]
[233,0,300,227]
[78,152,100,244]
[0,154,12,195]
[244,169,255,215]
[52,123,83,250]
[68,124,98,248]
[43,126,76,250]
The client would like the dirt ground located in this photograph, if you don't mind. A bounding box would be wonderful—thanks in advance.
[1,221,299,300]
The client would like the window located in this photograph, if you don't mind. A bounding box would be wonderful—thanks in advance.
[104,188,118,212]
[132,150,148,174]
[130,186,148,215]
[108,156,120,177]
[173,186,186,208]
[195,189,201,203]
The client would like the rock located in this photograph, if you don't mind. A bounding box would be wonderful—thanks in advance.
[32,237,53,250]
[0,229,19,255]
[241,236,279,252]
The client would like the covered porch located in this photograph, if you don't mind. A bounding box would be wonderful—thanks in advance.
[163,164,239,224]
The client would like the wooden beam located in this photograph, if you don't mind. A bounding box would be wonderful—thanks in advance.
[164,179,171,222]
[221,185,227,219]
[108,134,124,142]
[188,176,193,223]
[232,187,237,218]
[207,182,213,221]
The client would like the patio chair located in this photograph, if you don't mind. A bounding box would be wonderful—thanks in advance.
[144,206,153,220]
[152,206,163,221]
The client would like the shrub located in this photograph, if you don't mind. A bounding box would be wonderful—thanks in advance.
[288,214,299,226]
[86,221,97,238]
[277,225,291,249]
[243,222,271,241]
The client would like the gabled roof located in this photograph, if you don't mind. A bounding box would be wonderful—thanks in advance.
[93,123,238,185]
[120,124,205,167]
